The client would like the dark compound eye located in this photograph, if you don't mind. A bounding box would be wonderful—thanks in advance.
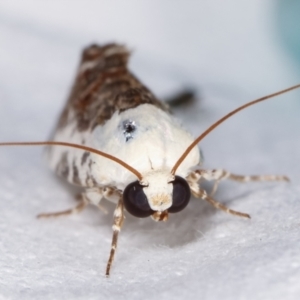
[123,181,154,218]
[168,176,191,213]
[123,176,190,217]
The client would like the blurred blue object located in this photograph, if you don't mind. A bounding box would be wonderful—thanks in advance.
[277,0,300,69]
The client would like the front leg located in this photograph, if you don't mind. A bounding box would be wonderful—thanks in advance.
[37,193,89,218]
[189,183,250,219]
[191,169,289,196]
[105,195,124,277]
[37,187,109,218]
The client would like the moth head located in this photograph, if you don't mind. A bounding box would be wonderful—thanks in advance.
[122,170,190,221]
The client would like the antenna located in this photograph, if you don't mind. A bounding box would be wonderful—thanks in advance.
[171,83,300,175]
[0,141,143,180]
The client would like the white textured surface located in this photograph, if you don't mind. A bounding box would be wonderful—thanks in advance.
[0,1,300,299]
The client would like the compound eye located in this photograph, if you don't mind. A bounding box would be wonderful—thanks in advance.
[168,176,191,213]
[123,181,153,218]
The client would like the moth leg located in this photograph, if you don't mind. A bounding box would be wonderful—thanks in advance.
[106,196,124,277]
[193,169,289,196]
[189,184,250,219]
[37,186,120,219]
[37,194,88,218]
[82,189,108,214]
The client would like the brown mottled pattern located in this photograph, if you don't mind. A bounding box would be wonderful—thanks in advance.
[56,152,69,178]
[72,160,81,185]
[88,159,94,170]
[85,173,97,188]
[81,151,90,166]
[56,43,168,133]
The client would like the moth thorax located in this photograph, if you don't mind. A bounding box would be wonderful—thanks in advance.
[141,171,174,212]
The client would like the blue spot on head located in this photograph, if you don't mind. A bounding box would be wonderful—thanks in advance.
[122,120,136,142]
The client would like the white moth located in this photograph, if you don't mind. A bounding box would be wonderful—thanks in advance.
[1,44,299,277]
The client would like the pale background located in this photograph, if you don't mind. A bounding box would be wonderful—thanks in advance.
[0,1,300,299]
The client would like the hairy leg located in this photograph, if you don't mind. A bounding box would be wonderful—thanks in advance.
[36,187,110,218]
[105,196,125,277]
[192,169,289,196]
[189,183,250,219]
[37,194,89,218]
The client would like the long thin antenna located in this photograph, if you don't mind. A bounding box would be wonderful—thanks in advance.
[171,83,300,175]
[0,141,143,180]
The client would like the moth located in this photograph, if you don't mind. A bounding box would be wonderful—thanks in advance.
[1,43,299,277]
